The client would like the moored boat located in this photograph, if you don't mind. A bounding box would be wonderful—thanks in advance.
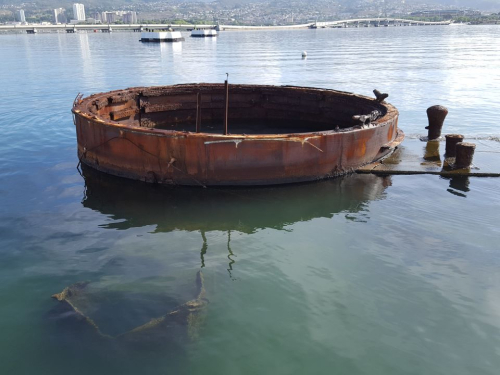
[140,28,185,42]
[191,28,218,38]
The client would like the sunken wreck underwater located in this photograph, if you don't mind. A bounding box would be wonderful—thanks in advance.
[72,83,403,186]
[50,271,208,345]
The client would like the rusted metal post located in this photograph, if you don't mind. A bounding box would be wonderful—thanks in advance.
[455,142,476,169]
[445,134,464,157]
[196,92,201,133]
[426,105,448,140]
[223,77,229,135]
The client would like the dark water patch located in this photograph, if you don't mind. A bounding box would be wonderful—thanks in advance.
[76,246,108,254]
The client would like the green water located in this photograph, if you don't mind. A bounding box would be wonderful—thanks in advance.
[1,27,500,374]
[1,171,499,374]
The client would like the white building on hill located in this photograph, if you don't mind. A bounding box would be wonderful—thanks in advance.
[73,3,86,22]
[18,10,26,23]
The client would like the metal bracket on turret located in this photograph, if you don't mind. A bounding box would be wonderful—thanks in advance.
[352,110,382,126]
[373,89,389,103]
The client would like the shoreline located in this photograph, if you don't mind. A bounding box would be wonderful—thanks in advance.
[0,17,453,34]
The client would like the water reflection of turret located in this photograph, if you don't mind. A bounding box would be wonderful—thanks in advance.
[80,164,392,234]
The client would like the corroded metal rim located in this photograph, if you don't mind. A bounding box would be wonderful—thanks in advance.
[73,84,402,186]
[73,84,398,138]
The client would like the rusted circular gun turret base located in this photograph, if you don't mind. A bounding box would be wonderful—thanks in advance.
[72,84,401,186]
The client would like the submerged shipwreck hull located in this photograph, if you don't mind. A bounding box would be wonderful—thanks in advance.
[72,84,403,186]
[51,271,208,343]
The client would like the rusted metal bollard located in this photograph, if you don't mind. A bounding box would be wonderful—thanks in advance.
[445,134,464,157]
[426,105,448,140]
[455,142,476,168]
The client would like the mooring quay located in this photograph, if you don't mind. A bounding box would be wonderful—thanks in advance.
[357,139,500,178]
[358,105,500,178]
[0,18,451,34]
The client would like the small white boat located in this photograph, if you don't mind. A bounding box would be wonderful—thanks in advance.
[191,29,218,38]
[140,29,185,42]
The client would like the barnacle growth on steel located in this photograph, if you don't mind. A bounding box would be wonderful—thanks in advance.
[72,83,403,186]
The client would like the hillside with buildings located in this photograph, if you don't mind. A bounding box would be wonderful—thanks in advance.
[3,0,499,10]
[1,0,499,25]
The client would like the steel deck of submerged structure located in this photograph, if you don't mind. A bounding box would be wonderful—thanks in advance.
[357,138,500,177]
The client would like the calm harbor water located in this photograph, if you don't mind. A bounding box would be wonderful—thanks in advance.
[0,26,500,374]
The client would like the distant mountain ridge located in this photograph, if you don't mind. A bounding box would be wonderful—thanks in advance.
[433,0,500,10]
[1,0,498,11]
[219,0,500,10]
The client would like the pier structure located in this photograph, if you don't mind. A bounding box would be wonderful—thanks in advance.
[0,18,451,34]
[357,138,499,177]
[358,105,499,178]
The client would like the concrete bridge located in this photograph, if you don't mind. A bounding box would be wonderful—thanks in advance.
[0,18,450,34]
[311,18,451,28]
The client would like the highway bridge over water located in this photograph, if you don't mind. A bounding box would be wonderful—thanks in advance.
[0,18,450,34]
[309,18,450,28]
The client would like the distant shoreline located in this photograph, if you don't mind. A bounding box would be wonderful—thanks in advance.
[0,18,456,34]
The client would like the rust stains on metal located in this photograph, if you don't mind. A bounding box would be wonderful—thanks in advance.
[426,105,448,140]
[455,142,476,169]
[196,92,202,133]
[141,103,182,114]
[445,134,464,157]
[110,108,138,121]
[72,83,402,186]
[373,89,389,103]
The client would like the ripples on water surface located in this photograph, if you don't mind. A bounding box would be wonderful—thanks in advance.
[0,26,499,375]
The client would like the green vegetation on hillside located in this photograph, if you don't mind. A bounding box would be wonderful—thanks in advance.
[405,13,500,24]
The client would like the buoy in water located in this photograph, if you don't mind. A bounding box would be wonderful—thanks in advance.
[302,51,307,58]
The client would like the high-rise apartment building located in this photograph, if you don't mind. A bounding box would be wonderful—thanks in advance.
[72,3,86,21]
[54,8,67,24]
[122,12,138,24]
[102,12,116,24]
[90,12,102,22]
[17,10,26,23]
